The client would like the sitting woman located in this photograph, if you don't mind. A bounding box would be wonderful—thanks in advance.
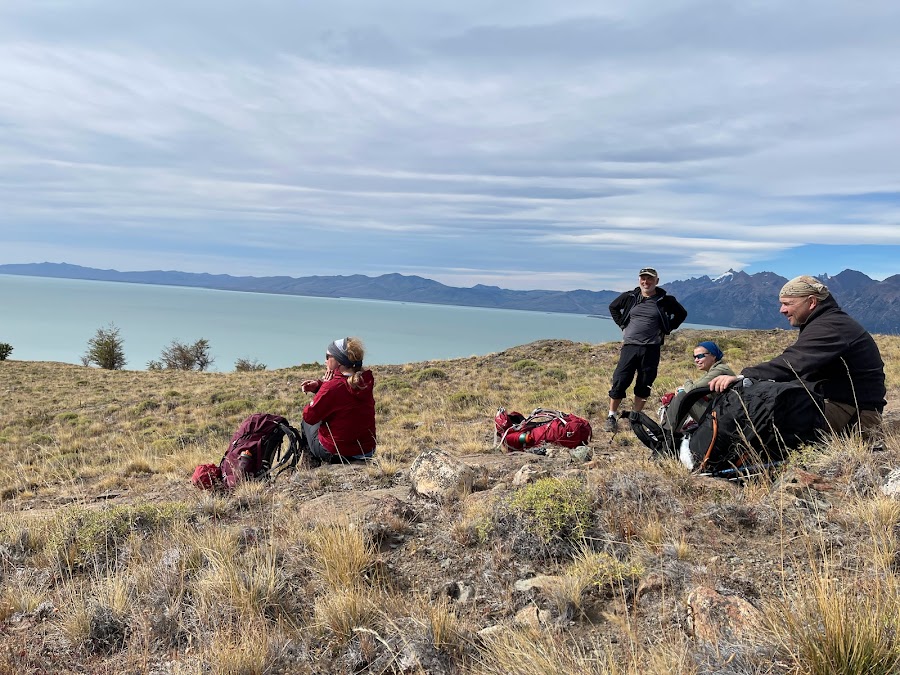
[665,341,736,429]
[299,337,377,464]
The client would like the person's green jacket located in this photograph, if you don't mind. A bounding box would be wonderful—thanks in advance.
[682,361,737,421]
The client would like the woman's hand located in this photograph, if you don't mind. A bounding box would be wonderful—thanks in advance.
[322,366,335,381]
[301,379,322,393]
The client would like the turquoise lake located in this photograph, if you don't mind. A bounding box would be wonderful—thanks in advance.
[0,274,727,371]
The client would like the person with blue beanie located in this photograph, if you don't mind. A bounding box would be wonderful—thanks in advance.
[667,340,735,427]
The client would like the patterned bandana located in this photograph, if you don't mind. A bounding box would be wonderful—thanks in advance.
[779,275,830,300]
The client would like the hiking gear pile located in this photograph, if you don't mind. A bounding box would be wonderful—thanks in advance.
[191,413,303,490]
[495,408,592,452]
[627,379,827,477]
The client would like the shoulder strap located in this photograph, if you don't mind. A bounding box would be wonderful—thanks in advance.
[270,423,301,480]
[671,386,724,430]
[626,411,679,458]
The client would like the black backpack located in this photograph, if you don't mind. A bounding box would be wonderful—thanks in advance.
[628,379,827,476]
[219,413,303,488]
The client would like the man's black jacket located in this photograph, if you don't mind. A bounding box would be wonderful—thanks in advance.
[608,287,688,339]
[742,295,886,411]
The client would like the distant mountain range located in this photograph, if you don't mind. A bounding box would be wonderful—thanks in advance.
[2,262,898,334]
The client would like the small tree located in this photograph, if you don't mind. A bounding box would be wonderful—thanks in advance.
[0,343,12,361]
[155,338,214,371]
[235,357,267,372]
[82,324,127,370]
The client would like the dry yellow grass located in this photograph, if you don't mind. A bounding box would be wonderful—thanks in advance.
[0,329,898,673]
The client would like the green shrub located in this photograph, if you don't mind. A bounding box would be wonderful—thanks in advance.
[448,392,485,410]
[235,358,267,372]
[377,376,413,392]
[508,477,593,553]
[153,338,214,371]
[511,359,542,373]
[131,399,160,415]
[543,368,568,382]
[81,324,126,370]
[215,399,256,416]
[416,368,448,381]
[45,503,190,572]
[0,343,12,360]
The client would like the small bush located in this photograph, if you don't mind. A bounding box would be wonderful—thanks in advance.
[152,338,214,371]
[0,343,12,360]
[502,477,594,559]
[377,376,413,392]
[215,399,256,416]
[543,368,569,382]
[416,368,448,381]
[45,503,189,572]
[82,324,126,370]
[448,392,485,410]
[235,358,267,372]
[511,359,543,373]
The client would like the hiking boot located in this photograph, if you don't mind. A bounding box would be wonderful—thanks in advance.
[604,414,618,432]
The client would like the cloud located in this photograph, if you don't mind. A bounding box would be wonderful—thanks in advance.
[0,1,898,291]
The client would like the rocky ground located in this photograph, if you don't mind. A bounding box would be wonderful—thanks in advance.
[1,333,899,673]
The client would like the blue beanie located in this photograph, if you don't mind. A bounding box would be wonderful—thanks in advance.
[697,341,724,361]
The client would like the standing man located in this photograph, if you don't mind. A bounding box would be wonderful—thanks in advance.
[708,275,885,437]
[605,267,688,431]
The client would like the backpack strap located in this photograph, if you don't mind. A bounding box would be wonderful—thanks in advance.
[626,411,675,458]
[270,423,302,480]
[670,385,728,431]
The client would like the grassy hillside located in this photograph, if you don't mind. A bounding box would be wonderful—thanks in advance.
[0,329,898,674]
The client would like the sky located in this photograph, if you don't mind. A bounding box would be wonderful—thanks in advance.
[1,1,899,292]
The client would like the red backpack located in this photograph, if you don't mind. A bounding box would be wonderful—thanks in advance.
[191,413,302,490]
[495,408,592,451]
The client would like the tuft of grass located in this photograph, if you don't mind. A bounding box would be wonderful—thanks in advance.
[305,521,376,591]
[314,586,378,644]
[473,628,626,675]
[765,571,900,675]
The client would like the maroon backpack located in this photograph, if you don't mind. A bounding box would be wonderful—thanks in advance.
[495,408,592,451]
[218,413,302,489]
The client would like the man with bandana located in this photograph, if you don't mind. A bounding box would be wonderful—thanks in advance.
[709,275,886,436]
[299,336,377,464]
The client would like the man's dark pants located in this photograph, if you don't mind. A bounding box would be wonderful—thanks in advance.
[608,344,661,400]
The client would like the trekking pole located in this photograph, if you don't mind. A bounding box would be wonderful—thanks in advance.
[707,459,788,480]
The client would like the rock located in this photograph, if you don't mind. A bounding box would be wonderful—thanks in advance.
[686,587,763,643]
[440,581,475,604]
[514,575,563,593]
[477,625,507,639]
[513,605,552,630]
[570,446,593,463]
[409,449,482,501]
[364,494,419,543]
[512,463,548,487]
[293,487,409,526]
[779,468,834,495]
[882,468,900,499]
